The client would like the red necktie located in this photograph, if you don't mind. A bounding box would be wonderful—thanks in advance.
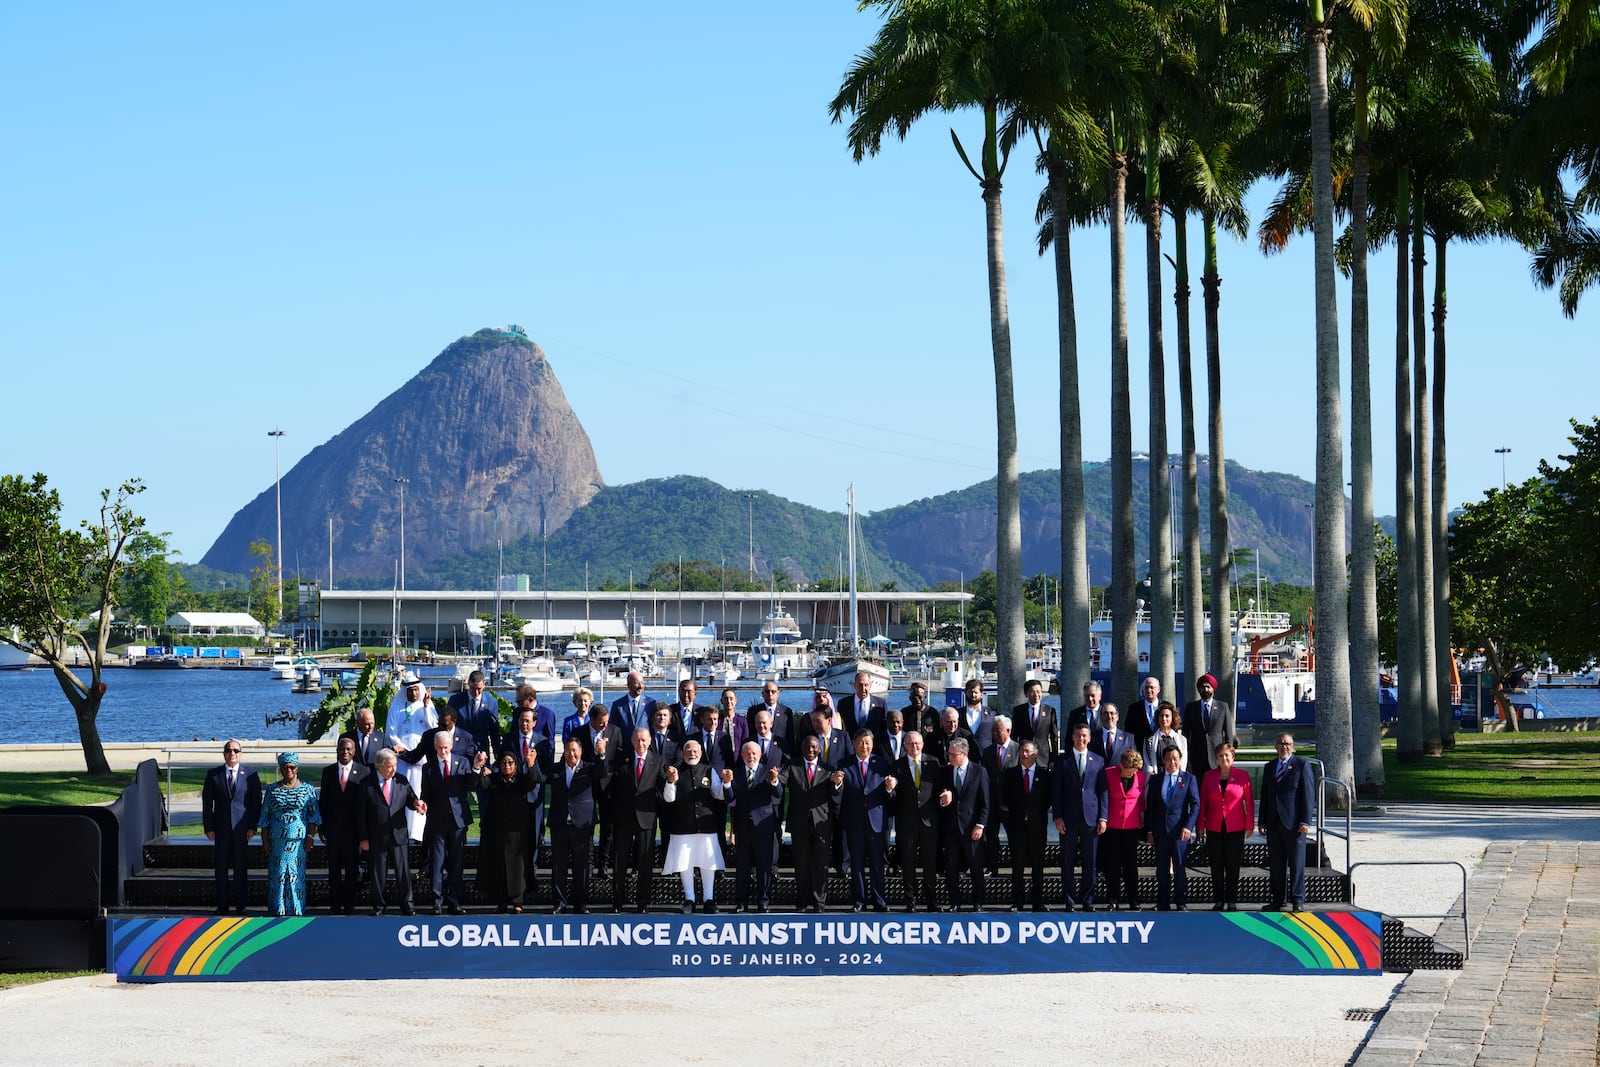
[1024,769,1032,794]
[340,766,348,792]
[807,763,815,785]
[443,760,449,779]
[382,779,391,804]
[635,756,644,782]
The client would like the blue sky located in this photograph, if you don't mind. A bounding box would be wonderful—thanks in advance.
[1,2,1590,564]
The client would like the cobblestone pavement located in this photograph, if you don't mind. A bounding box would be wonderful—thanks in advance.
[1356,840,1600,1067]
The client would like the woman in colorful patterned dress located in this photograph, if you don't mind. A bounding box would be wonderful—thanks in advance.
[259,751,320,915]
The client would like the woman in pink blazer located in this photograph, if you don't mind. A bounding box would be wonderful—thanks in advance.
[1198,742,1254,911]
[1102,748,1148,910]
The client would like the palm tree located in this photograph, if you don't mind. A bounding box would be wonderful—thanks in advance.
[830,0,1039,709]
[1109,112,1141,709]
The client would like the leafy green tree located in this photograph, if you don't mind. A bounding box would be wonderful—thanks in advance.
[0,475,147,774]
[120,531,176,634]
[247,538,277,633]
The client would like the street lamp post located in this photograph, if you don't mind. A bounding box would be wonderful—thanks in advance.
[1495,447,1512,490]
[268,429,285,628]
[393,476,409,591]
[746,493,756,581]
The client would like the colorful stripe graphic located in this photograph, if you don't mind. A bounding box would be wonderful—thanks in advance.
[113,917,316,978]
[1222,910,1382,970]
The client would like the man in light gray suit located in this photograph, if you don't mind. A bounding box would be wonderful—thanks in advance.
[1182,672,1237,779]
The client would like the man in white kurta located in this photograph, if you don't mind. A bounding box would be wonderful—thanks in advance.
[386,672,437,842]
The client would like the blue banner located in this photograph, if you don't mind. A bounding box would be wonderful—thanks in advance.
[109,910,1383,982]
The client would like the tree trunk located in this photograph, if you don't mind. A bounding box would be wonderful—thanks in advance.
[1203,211,1235,708]
[1432,234,1455,748]
[1145,127,1174,706]
[1174,210,1206,697]
[1394,166,1423,763]
[1349,57,1385,789]
[1411,181,1441,756]
[47,659,113,776]
[1110,132,1139,707]
[1049,162,1092,694]
[1308,17,1353,790]
[981,163,1026,714]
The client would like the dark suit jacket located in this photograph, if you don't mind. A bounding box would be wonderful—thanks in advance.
[1144,768,1201,836]
[401,725,478,767]
[202,764,262,836]
[784,759,841,831]
[892,753,942,828]
[419,753,476,830]
[745,702,795,742]
[958,707,996,751]
[1050,749,1108,827]
[1064,704,1099,733]
[981,741,1018,816]
[728,763,784,838]
[574,722,627,766]
[606,748,666,830]
[1258,755,1315,832]
[839,694,887,735]
[318,760,371,842]
[358,773,420,847]
[838,752,893,834]
[899,703,941,738]
[928,726,974,765]
[1125,700,1162,747]
[748,732,789,767]
[812,729,849,770]
[1011,702,1061,764]
[447,691,501,757]
[874,729,911,766]
[339,728,385,767]
[1182,698,1237,775]
[939,761,990,837]
[611,693,659,735]
[665,761,724,836]
[1001,763,1053,836]
[533,759,607,830]
[670,702,710,736]
[1089,727,1135,768]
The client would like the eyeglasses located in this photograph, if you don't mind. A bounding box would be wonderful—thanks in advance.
[224,747,241,754]
[1275,741,1294,749]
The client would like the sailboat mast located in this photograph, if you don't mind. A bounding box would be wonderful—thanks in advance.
[848,484,860,657]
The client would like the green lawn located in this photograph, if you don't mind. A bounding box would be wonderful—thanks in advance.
[0,971,100,990]
[0,768,208,809]
[1371,733,1600,803]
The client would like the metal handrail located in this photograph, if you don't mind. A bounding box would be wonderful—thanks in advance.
[1301,757,1353,881]
[1349,860,1471,960]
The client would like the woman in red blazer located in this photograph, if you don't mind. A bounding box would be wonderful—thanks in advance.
[1198,742,1255,911]
[1102,748,1148,910]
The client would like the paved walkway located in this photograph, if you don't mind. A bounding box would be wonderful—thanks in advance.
[1356,839,1600,1066]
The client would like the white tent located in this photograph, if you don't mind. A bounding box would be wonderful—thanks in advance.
[164,611,266,637]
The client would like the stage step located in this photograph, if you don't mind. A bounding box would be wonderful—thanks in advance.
[1379,917,1465,971]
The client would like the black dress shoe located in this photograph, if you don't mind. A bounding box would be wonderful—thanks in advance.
[573,906,588,915]
[1031,904,1046,913]
[432,904,443,916]
[373,907,386,917]
[804,905,821,914]
[1175,903,1187,911]
[1157,904,1171,911]
[1211,902,1225,911]
[215,906,228,916]
[703,901,718,914]
[446,904,465,915]
[553,904,568,915]
[1081,903,1097,912]
[399,905,415,916]
[734,904,748,914]
[681,901,695,914]
[874,904,889,913]
[852,903,864,913]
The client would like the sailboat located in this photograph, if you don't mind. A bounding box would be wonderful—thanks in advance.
[812,485,892,697]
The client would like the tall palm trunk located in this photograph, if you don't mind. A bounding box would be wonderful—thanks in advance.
[1174,210,1205,690]
[1145,129,1174,702]
[1110,127,1139,706]
[1349,58,1384,788]
[1049,162,1092,692]
[1411,182,1440,755]
[1432,234,1454,749]
[1308,12,1353,788]
[1203,210,1234,707]
[979,119,1026,716]
[1394,166,1423,763]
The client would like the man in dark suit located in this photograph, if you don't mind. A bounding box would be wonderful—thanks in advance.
[928,707,974,765]
[575,702,626,877]
[669,678,709,736]
[358,748,425,915]
[980,716,1018,875]
[1182,672,1238,780]
[611,670,658,735]
[1259,732,1316,911]
[530,736,607,913]
[899,681,939,737]
[890,730,941,911]
[784,734,841,912]
[838,729,893,912]
[1144,744,1201,910]
[1064,680,1103,733]
[340,708,384,767]
[748,709,789,767]
[958,679,996,751]
[839,671,887,735]
[937,738,990,910]
[1052,723,1107,910]
[505,706,553,882]
[1127,676,1163,755]
[706,690,750,768]
[318,737,370,914]
[1089,703,1134,767]
[418,733,477,914]
[398,705,478,770]
[607,727,666,913]
[729,740,784,912]
[446,670,501,763]
[648,703,683,762]
[745,681,795,745]
[875,708,910,767]
[1002,741,1052,911]
[1012,678,1061,766]
[808,706,849,769]
[508,685,557,754]
[201,739,262,914]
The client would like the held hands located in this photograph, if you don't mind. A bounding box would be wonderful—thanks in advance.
[884,775,897,793]
[939,789,953,807]
[720,768,734,786]
[415,800,429,814]
[665,766,679,784]
[595,737,607,757]
[767,766,780,785]
[830,770,844,787]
